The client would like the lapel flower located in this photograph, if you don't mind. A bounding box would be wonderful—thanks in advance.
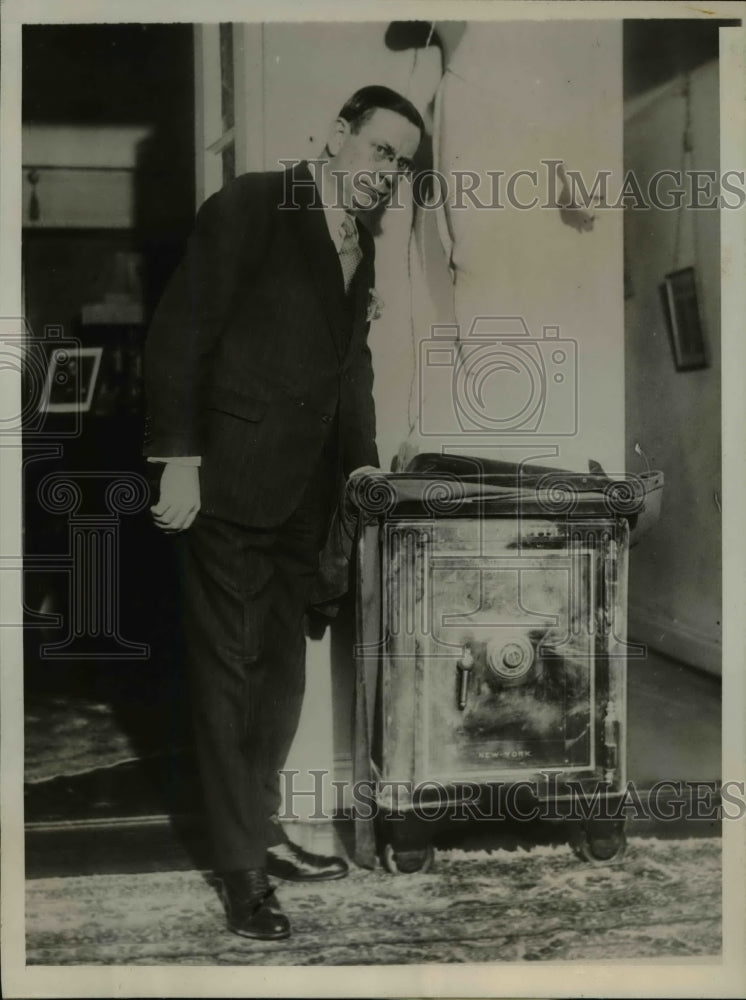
[366,288,384,323]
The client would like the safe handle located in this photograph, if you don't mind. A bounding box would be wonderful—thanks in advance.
[456,647,474,711]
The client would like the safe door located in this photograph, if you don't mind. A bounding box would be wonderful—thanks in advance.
[377,516,628,797]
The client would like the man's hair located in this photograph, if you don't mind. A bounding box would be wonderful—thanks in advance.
[337,85,425,138]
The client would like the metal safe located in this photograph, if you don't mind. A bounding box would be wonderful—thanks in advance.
[351,455,663,873]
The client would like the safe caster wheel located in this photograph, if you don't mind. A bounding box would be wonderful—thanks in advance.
[381,842,435,874]
[569,820,627,864]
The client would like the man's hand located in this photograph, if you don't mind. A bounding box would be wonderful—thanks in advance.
[150,462,201,532]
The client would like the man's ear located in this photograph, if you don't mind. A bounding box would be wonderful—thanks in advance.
[327,117,351,157]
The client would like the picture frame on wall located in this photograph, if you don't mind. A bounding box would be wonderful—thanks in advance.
[659,266,709,371]
[39,345,103,413]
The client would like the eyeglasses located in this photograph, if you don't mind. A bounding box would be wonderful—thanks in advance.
[370,142,414,178]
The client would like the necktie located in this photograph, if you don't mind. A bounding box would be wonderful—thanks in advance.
[338,213,362,293]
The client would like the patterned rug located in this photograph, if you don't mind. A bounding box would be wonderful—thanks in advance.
[25,697,141,784]
[26,837,721,966]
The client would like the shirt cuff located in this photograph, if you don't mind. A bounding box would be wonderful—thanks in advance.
[147,456,202,467]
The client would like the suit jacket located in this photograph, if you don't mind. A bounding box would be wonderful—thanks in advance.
[143,162,379,528]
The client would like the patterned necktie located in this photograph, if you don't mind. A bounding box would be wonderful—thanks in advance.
[338,212,362,293]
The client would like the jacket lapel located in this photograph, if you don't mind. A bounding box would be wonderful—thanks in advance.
[286,162,349,360]
[347,222,376,352]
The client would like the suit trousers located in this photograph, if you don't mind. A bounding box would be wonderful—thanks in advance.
[178,438,338,871]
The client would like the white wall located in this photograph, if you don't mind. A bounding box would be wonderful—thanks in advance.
[420,20,624,474]
[624,61,721,675]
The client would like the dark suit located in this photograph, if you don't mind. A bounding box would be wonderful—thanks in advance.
[144,162,378,869]
[145,161,378,523]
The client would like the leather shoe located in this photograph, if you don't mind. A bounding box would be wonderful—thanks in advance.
[266,840,349,882]
[217,868,290,940]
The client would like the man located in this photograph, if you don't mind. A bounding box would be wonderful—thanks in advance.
[144,85,423,940]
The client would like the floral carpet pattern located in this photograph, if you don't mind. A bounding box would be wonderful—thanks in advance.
[26,837,721,966]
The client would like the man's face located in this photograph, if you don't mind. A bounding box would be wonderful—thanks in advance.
[327,107,421,212]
